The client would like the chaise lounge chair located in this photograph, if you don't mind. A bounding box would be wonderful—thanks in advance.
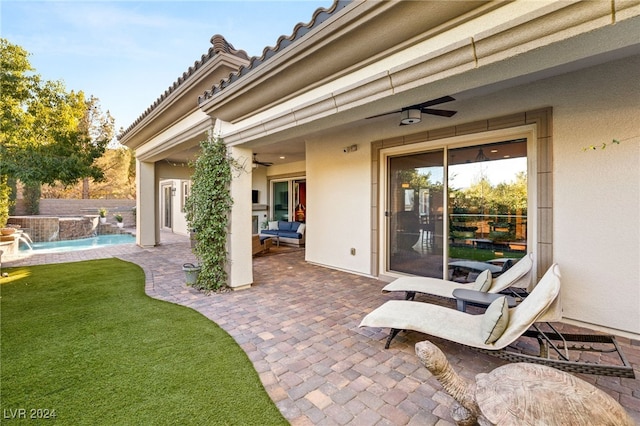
[360,264,635,378]
[382,252,533,301]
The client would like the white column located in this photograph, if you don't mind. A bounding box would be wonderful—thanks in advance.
[226,145,254,290]
[136,159,157,247]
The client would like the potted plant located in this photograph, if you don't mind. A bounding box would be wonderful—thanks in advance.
[98,208,108,224]
[114,213,124,228]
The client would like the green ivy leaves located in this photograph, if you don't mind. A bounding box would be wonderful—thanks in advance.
[184,134,233,291]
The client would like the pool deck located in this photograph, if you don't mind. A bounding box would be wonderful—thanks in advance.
[3,230,639,425]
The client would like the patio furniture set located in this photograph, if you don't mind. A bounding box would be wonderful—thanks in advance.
[359,254,636,424]
[360,255,635,379]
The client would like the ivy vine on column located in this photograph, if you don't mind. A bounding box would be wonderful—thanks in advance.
[184,133,238,291]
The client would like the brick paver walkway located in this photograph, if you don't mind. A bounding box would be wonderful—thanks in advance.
[4,232,639,425]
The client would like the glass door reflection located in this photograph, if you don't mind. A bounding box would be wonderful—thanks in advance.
[388,150,444,278]
[447,139,528,282]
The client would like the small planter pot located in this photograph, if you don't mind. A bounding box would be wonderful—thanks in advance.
[1,228,16,236]
[116,222,124,228]
[99,217,107,224]
[182,263,201,286]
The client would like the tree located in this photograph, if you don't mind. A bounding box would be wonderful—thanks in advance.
[0,39,114,218]
[42,146,136,199]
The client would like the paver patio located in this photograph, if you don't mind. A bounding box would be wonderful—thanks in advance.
[4,231,639,425]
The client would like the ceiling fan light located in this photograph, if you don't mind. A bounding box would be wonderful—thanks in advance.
[400,109,421,125]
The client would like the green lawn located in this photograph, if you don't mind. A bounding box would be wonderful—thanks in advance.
[449,245,526,262]
[0,259,287,425]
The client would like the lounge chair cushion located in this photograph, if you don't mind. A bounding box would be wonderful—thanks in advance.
[489,253,533,292]
[472,269,492,292]
[481,296,509,344]
[360,264,561,351]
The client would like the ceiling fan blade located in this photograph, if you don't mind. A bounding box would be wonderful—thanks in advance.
[422,108,457,117]
[253,154,273,166]
[413,95,456,109]
[366,96,456,120]
[365,110,402,119]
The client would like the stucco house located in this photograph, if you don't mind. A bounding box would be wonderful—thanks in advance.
[119,0,640,340]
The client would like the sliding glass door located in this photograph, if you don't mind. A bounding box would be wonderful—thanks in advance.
[387,138,528,281]
[388,150,445,278]
[273,181,289,221]
[447,139,527,282]
[271,178,306,223]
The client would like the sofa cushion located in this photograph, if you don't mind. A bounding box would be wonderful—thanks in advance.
[268,221,279,230]
[278,221,292,231]
[261,229,279,236]
[277,231,302,239]
[290,222,301,232]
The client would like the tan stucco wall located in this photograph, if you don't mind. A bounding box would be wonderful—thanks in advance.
[304,55,639,337]
[306,128,373,276]
[552,56,640,336]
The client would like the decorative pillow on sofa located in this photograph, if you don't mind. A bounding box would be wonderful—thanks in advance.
[481,296,509,344]
[268,221,279,230]
[278,221,292,231]
[472,269,492,292]
[289,222,300,232]
[297,223,306,234]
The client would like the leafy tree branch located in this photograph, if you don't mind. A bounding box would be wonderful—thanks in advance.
[0,39,114,219]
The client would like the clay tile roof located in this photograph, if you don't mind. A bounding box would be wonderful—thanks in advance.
[198,0,348,106]
[120,0,349,139]
[119,35,249,138]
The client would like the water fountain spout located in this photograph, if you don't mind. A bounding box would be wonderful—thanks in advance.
[18,233,33,250]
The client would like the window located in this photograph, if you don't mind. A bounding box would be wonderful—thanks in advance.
[270,178,306,223]
[181,180,190,212]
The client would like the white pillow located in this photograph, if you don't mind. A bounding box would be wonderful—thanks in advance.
[472,269,492,292]
[268,221,279,230]
[481,296,509,344]
[297,223,306,234]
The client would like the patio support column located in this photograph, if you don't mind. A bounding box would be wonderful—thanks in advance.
[226,145,253,290]
[136,159,157,248]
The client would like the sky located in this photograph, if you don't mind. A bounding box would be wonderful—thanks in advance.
[1,0,333,134]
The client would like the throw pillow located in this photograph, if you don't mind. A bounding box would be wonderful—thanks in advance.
[297,223,306,234]
[481,296,509,344]
[278,221,292,231]
[268,221,279,230]
[472,269,492,292]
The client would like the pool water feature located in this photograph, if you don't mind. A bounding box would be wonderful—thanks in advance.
[22,234,135,254]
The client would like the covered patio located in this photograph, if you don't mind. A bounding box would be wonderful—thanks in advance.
[6,233,639,424]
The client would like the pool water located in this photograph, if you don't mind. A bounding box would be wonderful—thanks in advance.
[22,234,136,254]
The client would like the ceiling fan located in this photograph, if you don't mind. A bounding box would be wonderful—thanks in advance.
[366,95,457,125]
[253,153,273,167]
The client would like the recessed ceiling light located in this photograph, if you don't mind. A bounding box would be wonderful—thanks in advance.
[490,149,498,153]
[279,156,286,159]
[503,155,510,158]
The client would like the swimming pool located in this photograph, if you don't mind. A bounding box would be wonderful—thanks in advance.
[22,234,136,254]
